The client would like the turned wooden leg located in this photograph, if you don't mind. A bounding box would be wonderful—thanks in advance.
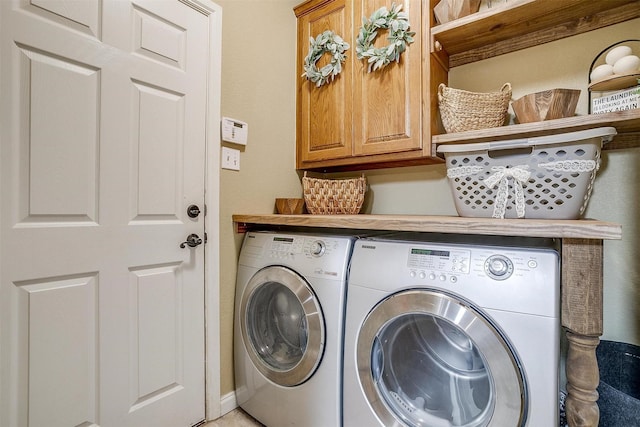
[561,238,604,427]
[565,332,600,427]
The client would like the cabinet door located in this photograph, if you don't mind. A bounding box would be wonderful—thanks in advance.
[352,0,422,156]
[296,0,354,167]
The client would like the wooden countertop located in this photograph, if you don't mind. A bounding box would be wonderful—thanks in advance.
[232,214,622,240]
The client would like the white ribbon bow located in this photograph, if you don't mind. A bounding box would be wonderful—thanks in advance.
[483,165,531,219]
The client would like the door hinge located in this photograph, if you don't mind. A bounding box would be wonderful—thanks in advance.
[204,232,208,244]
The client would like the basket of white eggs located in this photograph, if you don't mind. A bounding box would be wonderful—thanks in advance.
[589,39,640,92]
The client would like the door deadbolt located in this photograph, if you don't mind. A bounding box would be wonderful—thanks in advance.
[187,204,201,218]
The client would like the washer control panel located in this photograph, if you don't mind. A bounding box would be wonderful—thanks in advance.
[267,236,335,260]
[269,236,304,257]
[239,232,355,281]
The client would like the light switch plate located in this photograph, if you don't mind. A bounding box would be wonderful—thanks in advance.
[221,117,248,145]
[221,147,240,170]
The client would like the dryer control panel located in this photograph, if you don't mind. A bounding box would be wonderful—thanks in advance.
[405,246,470,284]
[404,245,545,283]
[350,237,559,317]
[407,247,471,273]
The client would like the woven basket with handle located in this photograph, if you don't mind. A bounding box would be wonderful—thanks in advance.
[438,83,512,133]
[302,172,366,215]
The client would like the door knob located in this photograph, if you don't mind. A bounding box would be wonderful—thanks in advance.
[180,233,203,248]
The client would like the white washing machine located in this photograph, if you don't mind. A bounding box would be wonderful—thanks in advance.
[344,234,560,427]
[234,231,355,427]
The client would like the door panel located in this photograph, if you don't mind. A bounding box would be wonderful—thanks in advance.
[25,48,99,220]
[129,264,184,407]
[30,0,100,36]
[0,1,211,426]
[132,4,186,69]
[16,45,100,224]
[130,81,184,220]
[18,274,99,427]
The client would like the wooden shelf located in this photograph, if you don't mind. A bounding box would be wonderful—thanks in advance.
[428,0,640,157]
[233,214,622,240]
[431,0,640,68]
[589,72,640,91]
[431,109,640,156]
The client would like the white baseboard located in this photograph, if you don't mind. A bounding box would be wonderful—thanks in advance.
[220,391,238,416]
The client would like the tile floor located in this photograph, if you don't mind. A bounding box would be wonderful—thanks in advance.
[203,408,263,427]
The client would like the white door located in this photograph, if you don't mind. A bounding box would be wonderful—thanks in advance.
[0,1,215,426]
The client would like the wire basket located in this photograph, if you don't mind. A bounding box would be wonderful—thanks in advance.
[437,127,616,219]
[587,39,640,113]
[438,83,512,133]
[302,173,366,215]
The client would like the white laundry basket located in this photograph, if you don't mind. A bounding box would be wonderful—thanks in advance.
[437,127,617,219]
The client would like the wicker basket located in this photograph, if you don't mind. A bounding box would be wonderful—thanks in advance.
[438,83,512,133]
[302,173,366,215]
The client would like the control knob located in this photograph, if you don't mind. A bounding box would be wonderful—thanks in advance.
[310,240,325,257]
[485,255,513,280]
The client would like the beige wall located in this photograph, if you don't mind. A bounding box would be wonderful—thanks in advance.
[218,0,640,397]
[217,0,302,396]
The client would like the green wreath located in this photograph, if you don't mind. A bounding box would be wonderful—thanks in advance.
[302,30,350,87]
[356,3,415,72]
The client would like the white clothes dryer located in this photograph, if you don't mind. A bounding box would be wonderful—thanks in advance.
[344,234,560,427]
[234,231,355,427]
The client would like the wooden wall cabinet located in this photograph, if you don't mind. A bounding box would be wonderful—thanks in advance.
[295,0,640,171]
[294,0,446,171]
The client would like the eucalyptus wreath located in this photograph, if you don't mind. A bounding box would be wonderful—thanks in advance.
[302,30,350,87]
[356,3,415,72]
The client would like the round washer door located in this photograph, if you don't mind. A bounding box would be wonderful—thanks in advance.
[240,265,325,387]
[357,289,527,427]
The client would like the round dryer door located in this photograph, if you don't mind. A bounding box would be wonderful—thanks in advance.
[357,289,527,427]
[240,265,325,387]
